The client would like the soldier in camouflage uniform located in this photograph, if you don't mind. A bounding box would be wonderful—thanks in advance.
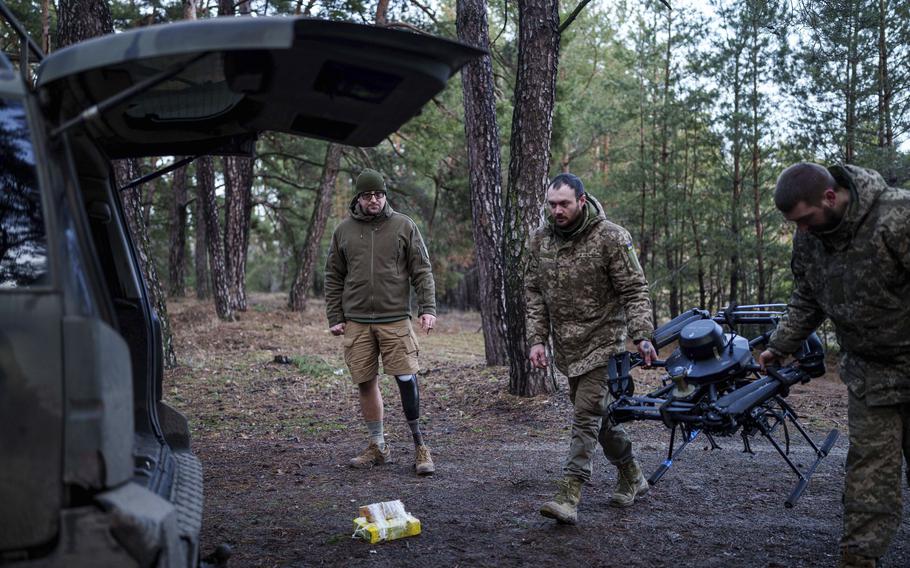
[526,173,658,525]
[758,163,910,568]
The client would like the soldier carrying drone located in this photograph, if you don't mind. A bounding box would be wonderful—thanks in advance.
[526,163,909,568]
[759,163,910,568]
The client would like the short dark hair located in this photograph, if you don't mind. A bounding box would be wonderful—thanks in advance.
[548,173,585,199]
[774,163,836,213]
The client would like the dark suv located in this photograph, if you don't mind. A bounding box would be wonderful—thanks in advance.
[0,9,478,566]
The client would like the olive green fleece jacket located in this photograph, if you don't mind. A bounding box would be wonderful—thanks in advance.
[324,201,436,326]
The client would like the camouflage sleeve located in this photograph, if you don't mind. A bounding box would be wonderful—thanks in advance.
[525,235,550,346]
[767,252,826,357]
[323,230,346,327]
[605,230,654,341]
[884,201,910,273]
[407,221,437,317]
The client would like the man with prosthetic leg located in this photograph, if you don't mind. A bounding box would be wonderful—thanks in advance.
[325,168,437,475]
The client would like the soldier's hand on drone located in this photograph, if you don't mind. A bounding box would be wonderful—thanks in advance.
[637,339,657,367]
[758,349,783,372]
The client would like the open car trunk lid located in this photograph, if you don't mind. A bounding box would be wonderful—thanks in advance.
[36,17,483,157]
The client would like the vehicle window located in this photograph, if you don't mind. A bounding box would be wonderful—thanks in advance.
[120,54,243,123]
[0,98,48,289]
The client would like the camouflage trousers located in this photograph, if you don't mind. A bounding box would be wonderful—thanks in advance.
[563,366,634,483]
[840,392,910,559]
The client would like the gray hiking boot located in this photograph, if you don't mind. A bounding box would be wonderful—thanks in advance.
[610,459,650,508]
[349,442,390,469]
[415,445,435,476]
[540,477,583,524]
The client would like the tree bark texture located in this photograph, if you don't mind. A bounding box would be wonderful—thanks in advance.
[41,0,50,52]
[289,143,342,311]
[168,161,189,297]
[658,10,678,318]
[375,0,390,23]
[503,0,560,396]
[456,0,508,366]
[749,16,766,304]
[115,160,178,368]
[193,199,211,299]
[197,157,235,320]
[223,156,253,311]
[55,0,113,48]
[728,50,743,307]
[183,0,197,19]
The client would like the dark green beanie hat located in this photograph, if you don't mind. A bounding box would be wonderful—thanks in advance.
[355,168,386,196]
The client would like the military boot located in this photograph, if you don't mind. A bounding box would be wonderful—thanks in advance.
[349,443,390,469]
[540,477,583,524]
[837,549,879,568]
[415,445,435,476]
[609,459,650,508]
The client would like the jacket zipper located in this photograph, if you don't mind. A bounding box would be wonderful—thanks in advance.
[370,228,375,320]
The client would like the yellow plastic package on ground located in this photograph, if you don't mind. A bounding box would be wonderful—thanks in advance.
[352,500,421,543]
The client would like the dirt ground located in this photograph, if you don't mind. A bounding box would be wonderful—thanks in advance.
[164,294,910,568]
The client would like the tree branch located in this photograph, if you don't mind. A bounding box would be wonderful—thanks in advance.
[558,0,593,34]
[406,0,439,25]
[256,173,317,191]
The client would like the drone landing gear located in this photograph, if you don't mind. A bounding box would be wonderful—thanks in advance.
[647,424,720,486]
[645,396,840,508]
[753,396,840,508]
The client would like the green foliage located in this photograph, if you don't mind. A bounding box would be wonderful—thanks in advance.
[291,354,340,379]
[78,0,908,320]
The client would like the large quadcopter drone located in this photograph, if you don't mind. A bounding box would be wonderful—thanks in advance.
[607,304,840,508]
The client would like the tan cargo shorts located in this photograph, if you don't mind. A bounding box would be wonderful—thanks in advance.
[342,319,420,383]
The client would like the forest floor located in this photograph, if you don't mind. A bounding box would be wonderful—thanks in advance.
[164,293,910,568]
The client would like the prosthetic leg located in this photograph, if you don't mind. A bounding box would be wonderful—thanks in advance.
[395,374,434,475]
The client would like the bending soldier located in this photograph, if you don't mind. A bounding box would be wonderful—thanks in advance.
[526,173,658,525]
[325,168,437,476]
[759,163,910,568]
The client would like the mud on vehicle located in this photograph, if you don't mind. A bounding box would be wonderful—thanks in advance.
[0,7,479,566]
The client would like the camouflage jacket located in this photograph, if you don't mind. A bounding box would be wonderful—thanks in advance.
[525,195,654,378]
[324,201,436,326]
[768,165,910,406]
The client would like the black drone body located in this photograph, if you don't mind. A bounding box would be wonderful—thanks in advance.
[607,305,839,508]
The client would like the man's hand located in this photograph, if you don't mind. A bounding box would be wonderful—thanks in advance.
[419,314,437,335]
[329,322,346,336]
[758,349,783,372]
[636,339,658,367]
[529,343,548,369]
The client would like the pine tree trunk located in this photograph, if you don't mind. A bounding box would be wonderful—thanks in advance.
[116,161,178,367]
[194,198,211,299]
[41,0,50,52]
[729,52,743,307]
[55,0,112,48]
[289,144,342,311]
[749,18,766,305]
[198,157,234,321]
[503,0,560,397]
[219,0,254,311]
[223,156,253,311]
[168,160,188,297]
[456,0,508,366]
[658,10,676,318]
